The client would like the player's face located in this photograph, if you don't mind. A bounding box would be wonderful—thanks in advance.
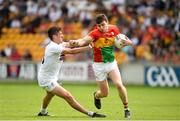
[54,31,64,44]
[97,21,108,32]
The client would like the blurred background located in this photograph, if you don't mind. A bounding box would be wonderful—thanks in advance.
[0,0,180,87]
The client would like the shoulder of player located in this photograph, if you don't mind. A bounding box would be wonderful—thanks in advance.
[46,42,62,50]
[108,24,120,34]
[90,28,99,33]
[88,28,99,37]
[108,24,118,29]
[46,41,54,48]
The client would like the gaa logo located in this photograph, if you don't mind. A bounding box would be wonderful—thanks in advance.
[145,66,180,87]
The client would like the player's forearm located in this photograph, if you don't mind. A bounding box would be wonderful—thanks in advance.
[76,39,89,47]
[70,45,91,54]
[70,36,92,47]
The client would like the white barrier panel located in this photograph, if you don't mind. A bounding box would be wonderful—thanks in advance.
[0,62,37,80]
[120,63,144,85]
[1,61,179,87]
[0,62,90,82]
[59,62,88,81]
[19,64,36,80]
[0,63,7,79]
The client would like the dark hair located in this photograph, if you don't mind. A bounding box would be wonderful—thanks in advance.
[48,26,61,40]
[95,14,108,24]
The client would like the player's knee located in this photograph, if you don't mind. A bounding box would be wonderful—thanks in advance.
[102,94,108,97]
[101,91,108,97]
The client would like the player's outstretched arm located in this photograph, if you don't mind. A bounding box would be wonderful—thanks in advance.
[62,45,92,54]
[70,36,93,47]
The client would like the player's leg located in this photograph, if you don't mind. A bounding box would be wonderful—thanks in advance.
[52,85,88,114]
[95,80,109,98]
[38,91,55,116]
[94,80,109,109]
[109,67,128,106]
[42,91,55,109]
[108,65,131,118]
[51,85,106,117]
[92,62,109,109]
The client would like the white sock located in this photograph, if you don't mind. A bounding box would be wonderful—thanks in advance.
[40,107,47,114]
[87,111,94,117]
[124,108,129,110]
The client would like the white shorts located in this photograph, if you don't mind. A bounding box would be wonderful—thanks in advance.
[93,60,117,81]
[39,81,59,92]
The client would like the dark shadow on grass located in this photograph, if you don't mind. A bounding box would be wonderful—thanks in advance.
[32,115,107,120]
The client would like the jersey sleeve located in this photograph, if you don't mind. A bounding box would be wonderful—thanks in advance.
[88,29,98,40]
[50,44,64,54]
[113,25,120,36]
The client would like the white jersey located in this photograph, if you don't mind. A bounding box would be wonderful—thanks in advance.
[38,41,65,86]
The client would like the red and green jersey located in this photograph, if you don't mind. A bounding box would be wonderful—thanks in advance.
[89,25,120,63]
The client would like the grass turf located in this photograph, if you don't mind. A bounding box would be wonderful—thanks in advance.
[0,82,180,120]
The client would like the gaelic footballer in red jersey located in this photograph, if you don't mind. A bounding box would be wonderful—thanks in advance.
[70,14,132,119]
[88,24,119,63]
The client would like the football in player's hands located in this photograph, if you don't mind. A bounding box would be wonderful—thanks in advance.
[114,34,132,49]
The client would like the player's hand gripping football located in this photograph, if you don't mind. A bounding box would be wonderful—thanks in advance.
[122,36,133,46]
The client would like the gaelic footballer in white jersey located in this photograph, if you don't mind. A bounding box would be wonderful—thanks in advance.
[37,26,106,118]
[38,41,65,89]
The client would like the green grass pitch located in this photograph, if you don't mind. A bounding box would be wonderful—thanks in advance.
[0,81,180,120]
